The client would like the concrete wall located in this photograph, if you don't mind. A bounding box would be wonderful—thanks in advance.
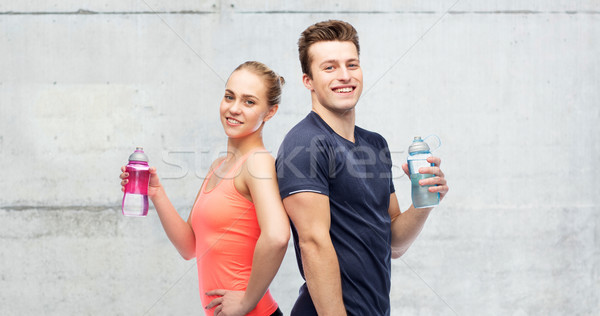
[1,1,598,315]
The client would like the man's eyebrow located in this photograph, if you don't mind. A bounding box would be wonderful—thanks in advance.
[320,59,339,65]
[320,58,360,66]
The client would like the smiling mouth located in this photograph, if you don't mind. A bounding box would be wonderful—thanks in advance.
[333,87,354,93]
[227,118,243,124]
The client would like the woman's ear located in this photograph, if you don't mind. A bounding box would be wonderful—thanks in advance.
[263,104,279,122]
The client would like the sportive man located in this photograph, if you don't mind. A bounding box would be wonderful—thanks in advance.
[276,20,449,315]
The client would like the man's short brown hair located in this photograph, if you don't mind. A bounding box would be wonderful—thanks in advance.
[298,20,360,78]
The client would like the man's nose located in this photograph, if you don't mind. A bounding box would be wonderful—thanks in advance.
[338,66,351,81]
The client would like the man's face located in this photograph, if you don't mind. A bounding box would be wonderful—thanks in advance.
[303,41,363,114]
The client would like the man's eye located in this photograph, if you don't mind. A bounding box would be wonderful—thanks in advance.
[224,95,234,100]
[325,66,334,70]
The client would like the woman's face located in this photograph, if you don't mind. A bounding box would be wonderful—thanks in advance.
[219,69,276,139]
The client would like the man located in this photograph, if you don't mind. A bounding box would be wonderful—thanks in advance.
[276,20,449,316]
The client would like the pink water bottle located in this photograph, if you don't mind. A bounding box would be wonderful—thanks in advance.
[122,147,150,217]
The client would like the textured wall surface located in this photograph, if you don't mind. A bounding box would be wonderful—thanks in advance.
[1,1,599,315]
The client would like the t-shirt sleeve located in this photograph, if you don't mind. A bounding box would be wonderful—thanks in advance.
[378,134,396,195]
[276,133,333,199]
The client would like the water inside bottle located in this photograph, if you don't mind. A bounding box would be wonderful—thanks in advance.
[410,173,439,208]
[122,193,149,216]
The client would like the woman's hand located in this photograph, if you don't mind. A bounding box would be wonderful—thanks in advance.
[119,166,162,198]
[205,290,251,316]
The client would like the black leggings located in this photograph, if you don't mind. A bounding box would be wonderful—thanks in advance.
[270,307,283,316]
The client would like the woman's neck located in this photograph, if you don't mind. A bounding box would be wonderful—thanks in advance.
[226,132,265,160]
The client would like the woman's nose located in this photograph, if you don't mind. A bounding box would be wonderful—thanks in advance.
[229,101,242,114]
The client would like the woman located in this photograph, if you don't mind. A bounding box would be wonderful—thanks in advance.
[120,61,289,316]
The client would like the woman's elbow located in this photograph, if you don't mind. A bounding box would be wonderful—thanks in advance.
[265,230,290,251]
[179,249,196,261]
[275,231,291,250]
[182,254,195,261]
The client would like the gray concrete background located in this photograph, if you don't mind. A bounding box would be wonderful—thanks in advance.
[1,1,598,315]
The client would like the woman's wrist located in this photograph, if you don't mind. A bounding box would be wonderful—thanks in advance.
[240,293,257,315]
[149,185,166,203]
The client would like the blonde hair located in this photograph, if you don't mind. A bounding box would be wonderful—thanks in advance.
[234,61,285,107]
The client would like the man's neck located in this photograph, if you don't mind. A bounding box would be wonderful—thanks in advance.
[312,104,356,143]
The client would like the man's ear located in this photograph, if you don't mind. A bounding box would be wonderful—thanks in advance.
[263,104,278,123]
[302,73,313,91]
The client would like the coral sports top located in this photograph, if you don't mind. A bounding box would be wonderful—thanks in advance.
[191,150,278,316]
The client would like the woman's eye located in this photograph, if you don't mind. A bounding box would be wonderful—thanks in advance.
[325,66,334,70]
[245,100,255,106]
[224,95,234,100]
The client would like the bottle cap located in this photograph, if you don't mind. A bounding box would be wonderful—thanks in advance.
[408,136,431,154]
[128,147,149,162]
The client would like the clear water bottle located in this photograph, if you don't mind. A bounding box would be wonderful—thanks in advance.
[408,137,439,208]
[122,147,150,217]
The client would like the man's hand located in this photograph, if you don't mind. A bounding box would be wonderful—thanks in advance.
[401,156,449,201]
[205,290,250,316]
[392,156,448,258]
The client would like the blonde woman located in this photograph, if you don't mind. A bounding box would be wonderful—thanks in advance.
[121,61,289,316]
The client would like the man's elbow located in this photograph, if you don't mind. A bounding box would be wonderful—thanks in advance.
[298,233,332,255]
[391,247,407,259]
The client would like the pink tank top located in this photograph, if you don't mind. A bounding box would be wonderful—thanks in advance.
[191,150,278,316]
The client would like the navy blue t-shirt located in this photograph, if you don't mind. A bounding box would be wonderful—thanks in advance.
[276,112,395,316]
